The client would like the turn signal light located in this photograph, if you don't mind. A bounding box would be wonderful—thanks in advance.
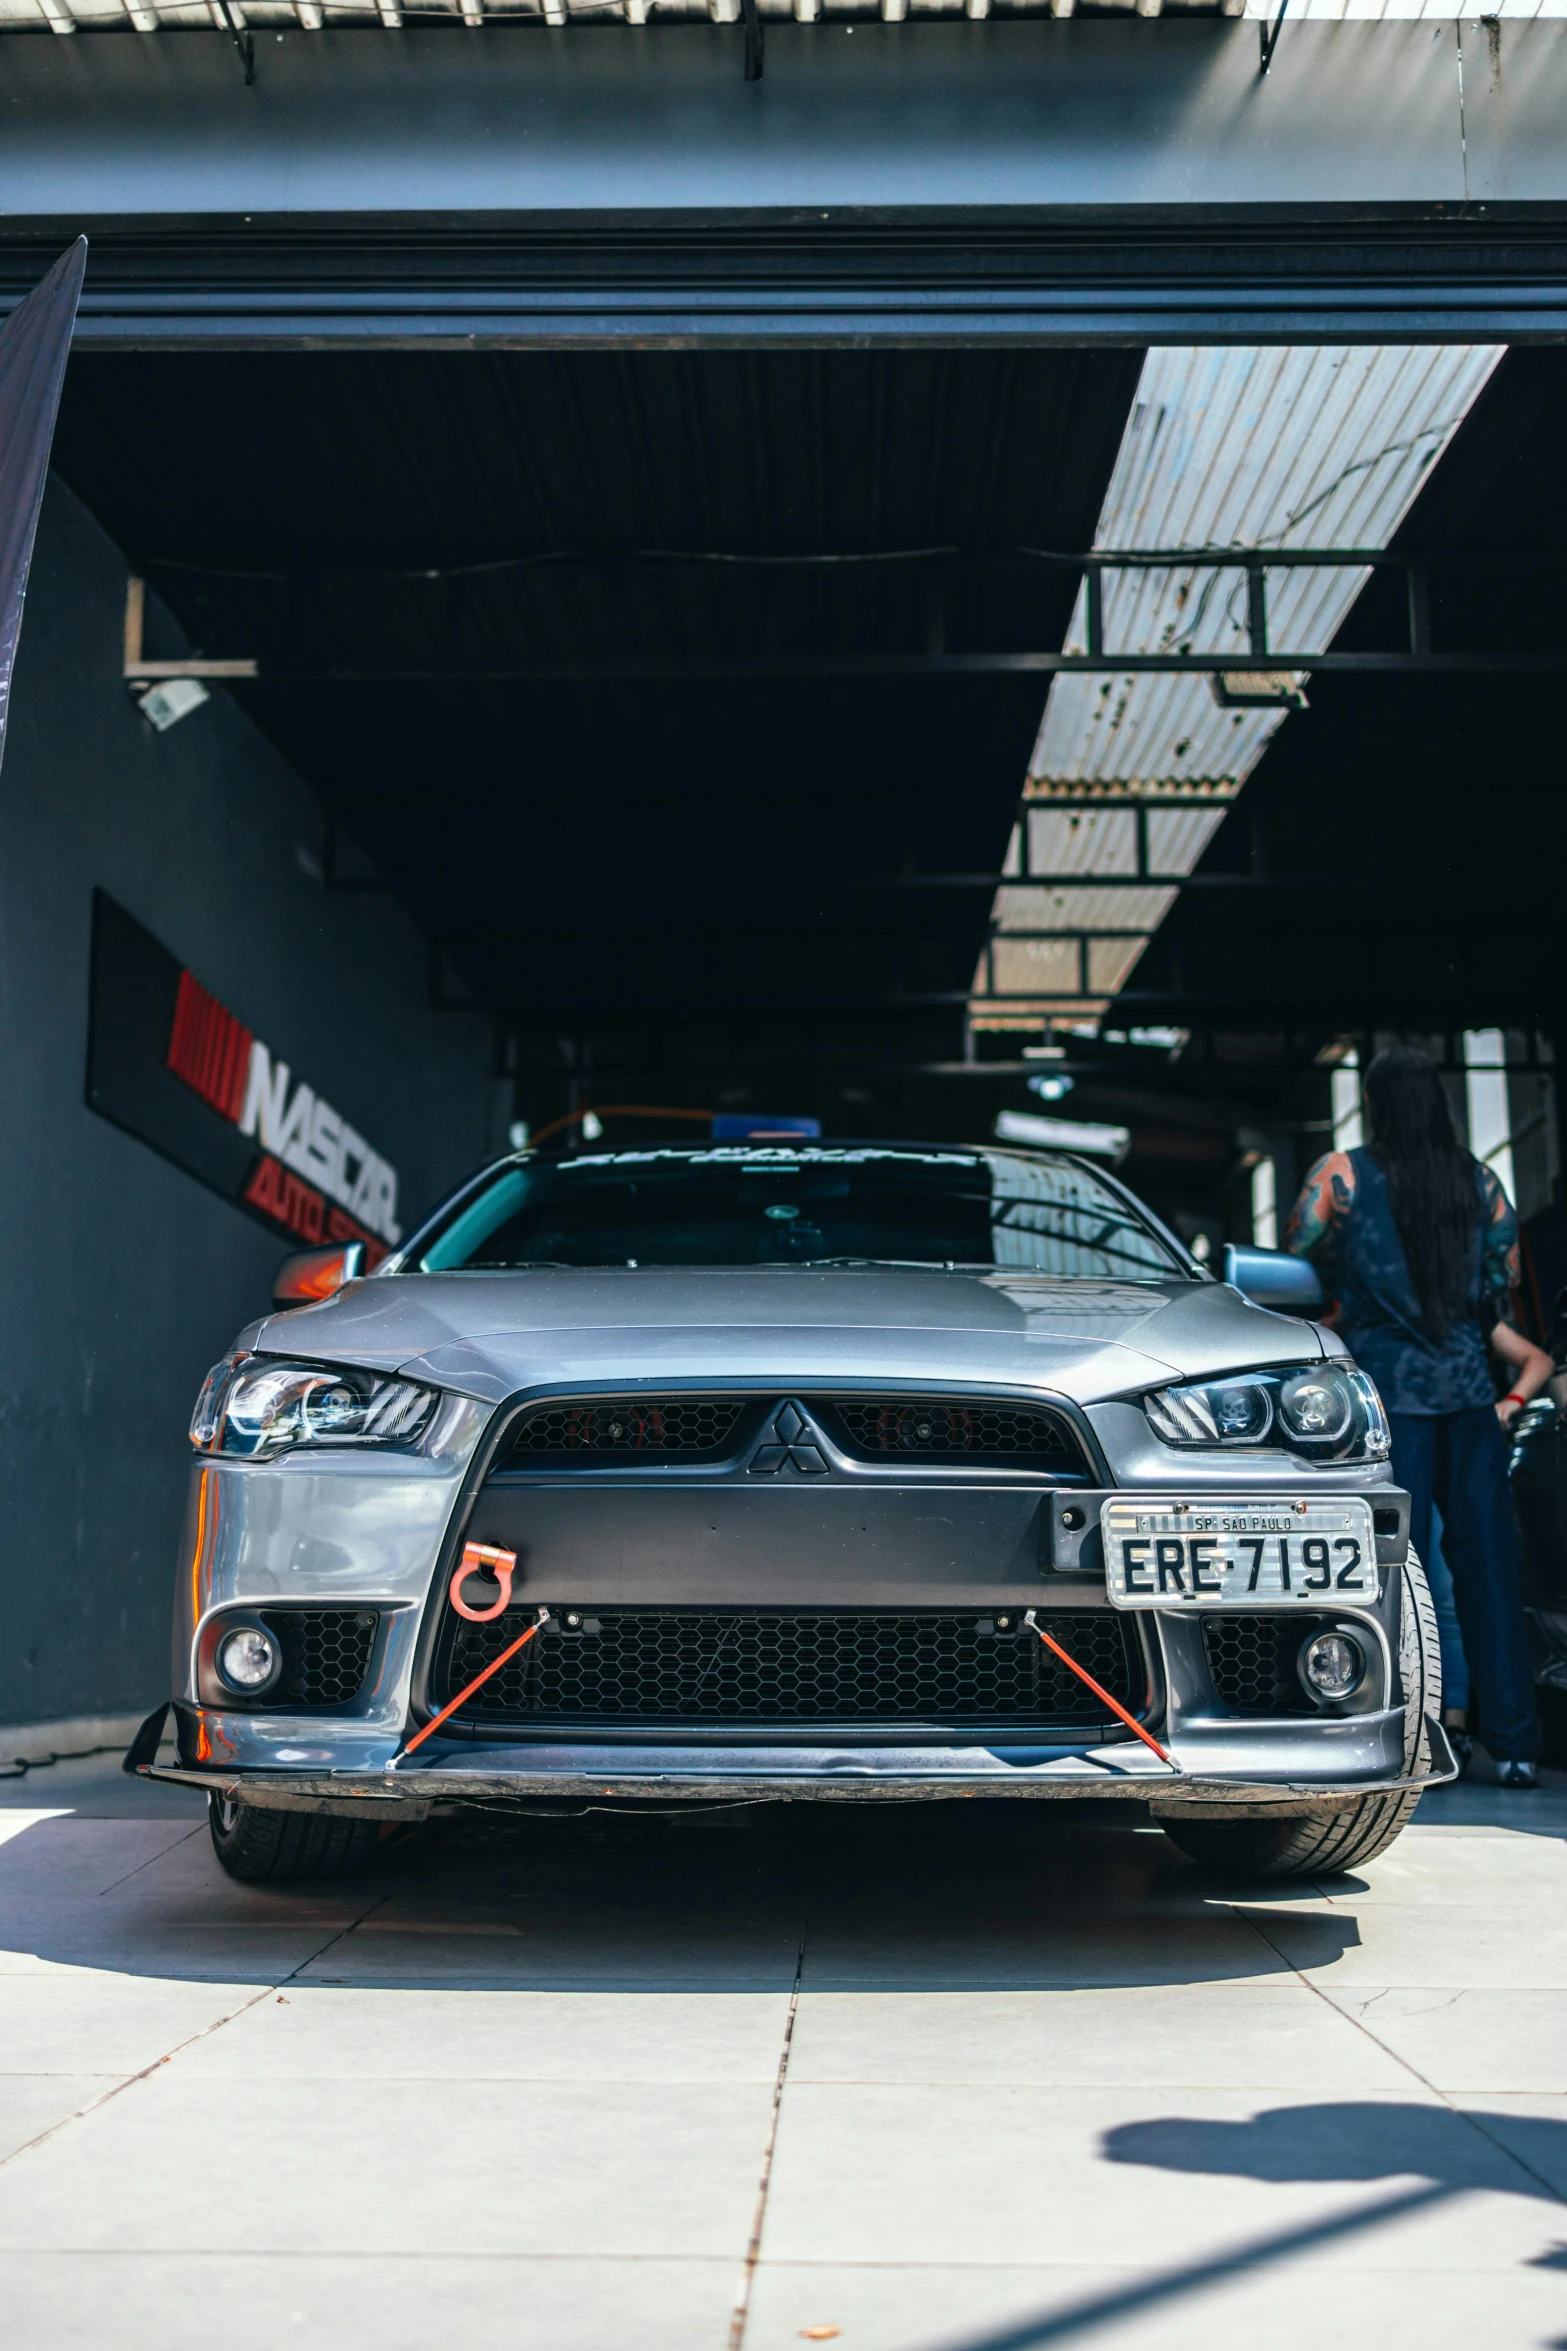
[273,1240,366,1311]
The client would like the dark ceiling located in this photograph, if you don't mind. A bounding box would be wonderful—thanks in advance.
[51,343,1140,1078]
[45,339,1567,1219]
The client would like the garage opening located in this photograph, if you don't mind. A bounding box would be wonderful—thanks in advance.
[46,335,1567,1304]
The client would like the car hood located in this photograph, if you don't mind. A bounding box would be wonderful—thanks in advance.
[252,1266,1324,1408]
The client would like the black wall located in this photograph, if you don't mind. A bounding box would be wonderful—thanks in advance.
[0,477,494,1731]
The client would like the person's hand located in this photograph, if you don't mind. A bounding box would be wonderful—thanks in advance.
[1497,1393,1527,1426]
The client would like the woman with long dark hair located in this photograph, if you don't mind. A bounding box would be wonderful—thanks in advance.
[1286,1044,1540,1785]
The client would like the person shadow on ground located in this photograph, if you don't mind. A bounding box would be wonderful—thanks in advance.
[932,2100,1567,2351]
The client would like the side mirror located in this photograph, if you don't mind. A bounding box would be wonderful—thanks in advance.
[272,1240,365,1312]
[1222,1242,1325,1314]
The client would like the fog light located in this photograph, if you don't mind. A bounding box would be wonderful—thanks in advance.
[217,1625,279,1694]
[1300,1629,1365,1702]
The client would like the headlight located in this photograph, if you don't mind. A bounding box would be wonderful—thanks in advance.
[1143,1362,1389,1463]
[190,1356,438,1458]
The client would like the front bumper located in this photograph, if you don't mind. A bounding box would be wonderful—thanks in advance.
[163,1401,1430,1817]
[128,1702,1457,1814]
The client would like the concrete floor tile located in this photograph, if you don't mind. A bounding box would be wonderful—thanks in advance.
[172,1984,791,2081]
[756,2084,1553,2272]
[1311,1828,1567,1908]
[85,1831,404,1919]
[0,1759,206,1823]
[298,1917,805,1993]
[0,2252,737,2351]
[788,1985,1413,2091]
[1325,1987,1567,2094]
[0,1909,369,1984]
[0,1815,206,1897]
[0,2076,127,2163]
[743,2256,1567,2351]
[801,1908,1298,1992]
[1245,1904,1567,1988]
[0,2070,772,2257]
[1417,1776,1567,1829]
[1453,2094,1567,2199]
[0,1975,267,2073]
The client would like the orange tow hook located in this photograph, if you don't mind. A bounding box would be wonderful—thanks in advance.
[448,1540,517,1623]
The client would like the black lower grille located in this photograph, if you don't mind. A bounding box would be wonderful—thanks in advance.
[262,1609,378,1708]
[437,1608,1142,1729]
[1202,1615,1313,1716]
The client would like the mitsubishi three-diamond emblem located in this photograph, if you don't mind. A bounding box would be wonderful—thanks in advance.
[747,1400,828,1475]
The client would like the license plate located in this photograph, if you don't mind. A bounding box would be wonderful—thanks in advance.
[1101,1497,1378,1610]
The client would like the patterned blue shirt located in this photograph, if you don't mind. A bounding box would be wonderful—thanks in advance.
[1286,1145,1516,1416]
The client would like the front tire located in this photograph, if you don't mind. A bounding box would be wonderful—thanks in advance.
[208,1794,384,1882]
[1158,1548,1441,1881]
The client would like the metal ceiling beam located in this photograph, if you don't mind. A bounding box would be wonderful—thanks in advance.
[323,789,1236,813]
[231,649,1567,678]
[451,983,1560,1016]
[433,905,1503,946]
[192,549,1567,675]
[144,545,1540,581]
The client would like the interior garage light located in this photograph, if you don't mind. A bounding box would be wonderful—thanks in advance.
[1211,671,1309,710]
[137,676,210,732]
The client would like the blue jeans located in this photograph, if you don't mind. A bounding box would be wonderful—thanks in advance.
[1389,1406,1539,1763]
[1426,1507,1471,1715]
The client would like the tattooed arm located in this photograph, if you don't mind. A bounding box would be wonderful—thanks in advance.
[1284,1150,1356,1259]
[1480,1165,1521,1297]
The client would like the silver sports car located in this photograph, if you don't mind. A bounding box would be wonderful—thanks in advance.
[127,1142,1453,1881]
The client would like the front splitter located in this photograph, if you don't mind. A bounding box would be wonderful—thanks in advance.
[135,1720,1457,1813]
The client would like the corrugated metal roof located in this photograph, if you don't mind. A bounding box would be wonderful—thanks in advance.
[970,341,1503,1028]
[3,0,1551,31]
[993,883,1177,932]
[0,0,1241,30]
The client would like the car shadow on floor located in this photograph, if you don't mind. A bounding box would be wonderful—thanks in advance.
[0,1796,1369,1992]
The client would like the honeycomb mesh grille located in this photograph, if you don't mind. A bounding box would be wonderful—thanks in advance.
[263,1609,378,1708]
[498,1399,749,1463]
[438,1609,1141,1727]
[1202,1615,1313,1716]
[821,1397,1082,1468]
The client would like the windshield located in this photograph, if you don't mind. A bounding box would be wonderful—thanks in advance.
[413,1146,1184,1281]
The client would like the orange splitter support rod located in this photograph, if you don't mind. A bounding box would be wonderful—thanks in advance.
[1022,1608,1178,1771]
[396,1544,548,1764]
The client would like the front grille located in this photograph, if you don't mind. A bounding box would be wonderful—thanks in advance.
[1202,1615,1312,1716]
[436,1607,1142,1729]
[262,1609,378,1708]
[819,1396,1083,1470]
[497,1398,749,1465]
